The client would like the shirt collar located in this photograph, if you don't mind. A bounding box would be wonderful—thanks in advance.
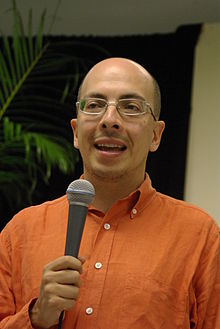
[131,173,156,215]
[87,173,156,218]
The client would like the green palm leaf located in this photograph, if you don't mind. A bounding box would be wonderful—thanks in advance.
[0,1,78,215]
[0,117,78,209]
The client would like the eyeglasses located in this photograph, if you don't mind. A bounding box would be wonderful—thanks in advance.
[76,98,157,121]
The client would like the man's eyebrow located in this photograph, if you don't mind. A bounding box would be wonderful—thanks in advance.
[82,92,146,100]
[119,93,146,100]
[83,92,107,99]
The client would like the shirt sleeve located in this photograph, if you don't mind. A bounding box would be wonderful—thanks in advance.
[0,301,35,329]
[0,228,34,329]
[194,221,220,329]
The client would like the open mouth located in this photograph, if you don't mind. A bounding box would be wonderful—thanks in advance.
[94,143,127,152]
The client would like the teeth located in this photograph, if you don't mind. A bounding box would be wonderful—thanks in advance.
[97,143,123,149]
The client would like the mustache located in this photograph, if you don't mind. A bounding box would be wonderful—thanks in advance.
[94,131,126,140]
[92,132,130,146]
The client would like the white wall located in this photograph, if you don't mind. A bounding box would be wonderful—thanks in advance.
[0,0,219,36]
[184,23,220,225]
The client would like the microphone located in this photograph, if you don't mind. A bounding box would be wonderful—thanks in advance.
[64,179,95,256]
[58,179,95,329]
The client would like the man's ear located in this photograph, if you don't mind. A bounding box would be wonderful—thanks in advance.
[70,119,79,149]
[149,120,165,152]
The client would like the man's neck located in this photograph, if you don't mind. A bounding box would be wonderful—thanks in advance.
[84,173,145,213]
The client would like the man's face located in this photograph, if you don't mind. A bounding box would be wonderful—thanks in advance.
[71,59,164,184]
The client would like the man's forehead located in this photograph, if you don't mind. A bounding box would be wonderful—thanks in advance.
[81,58,153,95]
[86,58,150,79]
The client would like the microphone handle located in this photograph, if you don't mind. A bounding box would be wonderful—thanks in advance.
[64,204,88,256]
[58,204,88,329]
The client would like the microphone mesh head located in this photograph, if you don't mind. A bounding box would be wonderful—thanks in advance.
[66,179,95,206]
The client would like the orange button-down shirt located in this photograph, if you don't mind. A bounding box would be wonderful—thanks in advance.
[0,175,219,329]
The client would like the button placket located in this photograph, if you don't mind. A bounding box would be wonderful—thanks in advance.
[81,214,116,321]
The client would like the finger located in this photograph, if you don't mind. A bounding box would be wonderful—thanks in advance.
[78,256,86,265]
[54,270,82,285]
[43,269,82,288]
[44,256,82,272]
[56,284,80,300]
[49,295,76,312]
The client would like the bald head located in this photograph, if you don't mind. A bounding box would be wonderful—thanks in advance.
[77,58,161,119]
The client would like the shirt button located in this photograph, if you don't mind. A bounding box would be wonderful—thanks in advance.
[95,262,102,269]
[132,208,137,215]
[86,307,93,315]
[104,223,111,230]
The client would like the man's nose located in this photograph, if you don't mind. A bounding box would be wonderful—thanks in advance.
[99,104,122,130]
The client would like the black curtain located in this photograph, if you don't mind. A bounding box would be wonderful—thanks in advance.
[0,24,201,230]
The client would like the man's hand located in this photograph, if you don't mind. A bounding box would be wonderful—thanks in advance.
[29,256,84,329]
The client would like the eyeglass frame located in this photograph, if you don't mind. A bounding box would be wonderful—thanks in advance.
[76,97,157,121]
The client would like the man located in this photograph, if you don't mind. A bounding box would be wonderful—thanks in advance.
[0,58,219,329]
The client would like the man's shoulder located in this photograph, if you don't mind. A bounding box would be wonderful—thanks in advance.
[2,195,68,237]
[16,194,67,218]
[155,191,219,233]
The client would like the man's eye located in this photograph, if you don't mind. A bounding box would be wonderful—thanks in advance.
[124,102,141,113]
[86,101,105,110]
[87,102,99,108]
